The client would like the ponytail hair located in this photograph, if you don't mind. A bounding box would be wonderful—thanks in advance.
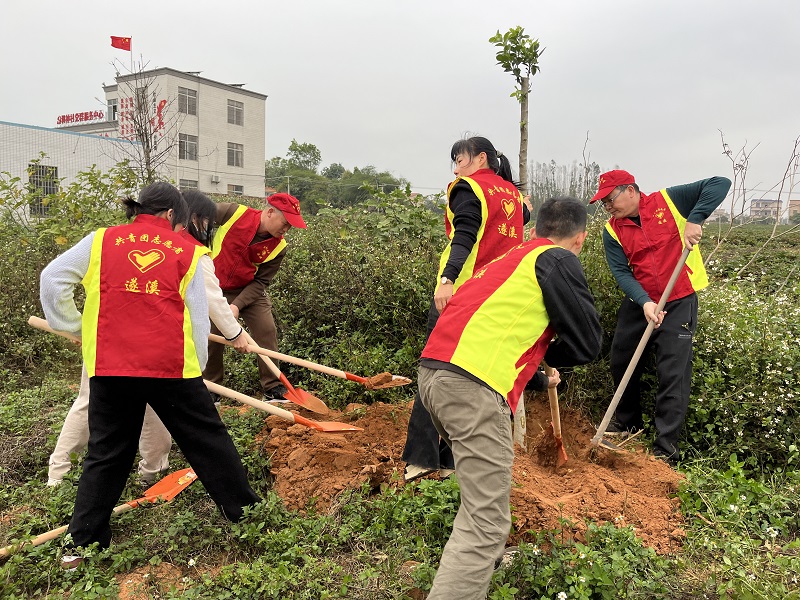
[182,189,218,247]
[122,182,187,229]
[450,135,519,186]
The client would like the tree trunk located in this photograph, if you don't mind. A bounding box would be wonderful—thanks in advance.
[519,75,529,195]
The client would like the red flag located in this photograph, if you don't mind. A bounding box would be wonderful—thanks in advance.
[110,36,131,51]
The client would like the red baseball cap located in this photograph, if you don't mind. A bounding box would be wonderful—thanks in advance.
[591,170,636,203]
[268,193,307,229]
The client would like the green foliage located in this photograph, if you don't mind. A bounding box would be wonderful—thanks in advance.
[287,139,322,173]
[490,523,671,599]
[677,457,800,598]
[270,186,442,408]
[489,26,543,96]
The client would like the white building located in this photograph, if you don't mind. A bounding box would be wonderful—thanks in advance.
[1,67,267,208]
[0,120,137,216]
[63,67,267,198]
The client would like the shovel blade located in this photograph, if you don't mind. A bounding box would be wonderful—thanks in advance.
[278,374,329,414]
[128,468,198,508]
[292,413,363,433]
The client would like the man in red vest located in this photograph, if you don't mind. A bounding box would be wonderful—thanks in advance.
[591,169,731,465]
[419,196,601,599]
[205,193,306,400]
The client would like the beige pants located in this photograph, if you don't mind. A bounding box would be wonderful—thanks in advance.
[418,366,514,600]
[48,365,172,483]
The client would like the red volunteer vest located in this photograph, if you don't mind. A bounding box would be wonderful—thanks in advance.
[437,169,525,293]
[211,205,286,290]
[423,239,556,414]
[81,214,208,378]
[605,190,707,302]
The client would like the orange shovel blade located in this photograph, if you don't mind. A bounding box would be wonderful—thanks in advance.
[127,468,198,508]
[292,413,363,433]
[279,374,329,414]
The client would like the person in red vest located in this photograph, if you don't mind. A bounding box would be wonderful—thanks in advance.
[418,196,601,598]
[40,182,260,569]
[402,136,532,482]
[204,193,306,400]
[591,169,731,465]
[45,190,252,489]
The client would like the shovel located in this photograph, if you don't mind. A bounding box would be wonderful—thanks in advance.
[205,380,363,432]
[208,334,329,414]
[0,468,197,558]
[544,363,568,467]
[209,333,412,390]
[591,247,691,449]
[28,316,329,414]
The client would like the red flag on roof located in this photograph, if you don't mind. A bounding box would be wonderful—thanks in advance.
[110,36,131,51]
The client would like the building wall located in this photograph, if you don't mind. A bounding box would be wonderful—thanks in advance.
[0,120,135,185]
[99,68,266,198]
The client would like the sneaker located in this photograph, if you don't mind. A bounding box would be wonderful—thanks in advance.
[494,546,520,571]
[60,554,84,571]
[404,464,436,483]
[47,478,63,487]
[439,468,455,478]
[263,384,289,402]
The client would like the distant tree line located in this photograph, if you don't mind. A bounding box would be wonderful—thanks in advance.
[264,140,409,215]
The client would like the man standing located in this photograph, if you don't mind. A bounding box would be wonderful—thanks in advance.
[204,193,306,400]
[418,196,601,600]
[591,170,731,464]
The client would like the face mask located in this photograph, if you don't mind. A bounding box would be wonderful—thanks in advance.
[190,222,209,243]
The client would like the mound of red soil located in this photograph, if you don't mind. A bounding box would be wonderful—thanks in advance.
[263,394,685,554]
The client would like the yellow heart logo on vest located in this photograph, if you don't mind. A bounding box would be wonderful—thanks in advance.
[501,198,517,220]
[128,249,166,273]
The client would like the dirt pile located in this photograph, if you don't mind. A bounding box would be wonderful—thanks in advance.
[264,394,685,554]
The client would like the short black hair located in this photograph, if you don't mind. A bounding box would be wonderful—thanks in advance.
[535,196,587,239]
[182,190,217,247]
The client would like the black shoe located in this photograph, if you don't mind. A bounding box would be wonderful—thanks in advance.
[603,422,642,441]
[652,451,679,467]
[263,384,289,402]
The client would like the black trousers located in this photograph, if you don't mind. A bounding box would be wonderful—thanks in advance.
[67,376,260,549]
[402,300,455,471]
[610,293,698,460]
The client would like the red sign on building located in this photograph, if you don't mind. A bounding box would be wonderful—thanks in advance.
[56,110,106,126]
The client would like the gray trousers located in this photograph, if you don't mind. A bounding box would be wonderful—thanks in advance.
[418,366,513,600]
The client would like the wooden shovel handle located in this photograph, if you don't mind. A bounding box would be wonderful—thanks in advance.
[591,247,691,447]
[204,380,295,422]
[208,333,368,384]
[28,316,80,344]
[544,364,562,439]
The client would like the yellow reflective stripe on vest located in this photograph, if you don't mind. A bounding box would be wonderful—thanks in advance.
[436,176,489,293]
[448,245,552,397]
[604,220,621,245]
[211,204,248,259]
[181,244,210,378]
[81,229,107,378]
[263,237,287,263]
[661,189,708,292]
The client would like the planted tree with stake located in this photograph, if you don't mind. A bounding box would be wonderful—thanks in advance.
[489,26,543,195]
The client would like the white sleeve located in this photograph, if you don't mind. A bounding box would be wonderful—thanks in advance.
[39,232,95,337]
[200,255,243,340]
[184,264,210,370]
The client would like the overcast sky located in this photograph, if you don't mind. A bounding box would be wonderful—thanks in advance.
[2,0,799,208]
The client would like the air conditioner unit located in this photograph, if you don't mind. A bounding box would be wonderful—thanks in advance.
[211,174,220,183]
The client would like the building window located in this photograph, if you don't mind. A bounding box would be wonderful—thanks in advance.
[179,179,198,190]
[227,100,244,125]
[178,87,197,115]
[107,98,118,121]
[28,163,59,217]
[227,142,243,167]
[227,184,244,196]
[179,133,198,161]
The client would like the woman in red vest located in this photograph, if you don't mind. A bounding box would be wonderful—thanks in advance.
[40,182,260,569]
[45,191,251,489]
[402,136,532,482]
